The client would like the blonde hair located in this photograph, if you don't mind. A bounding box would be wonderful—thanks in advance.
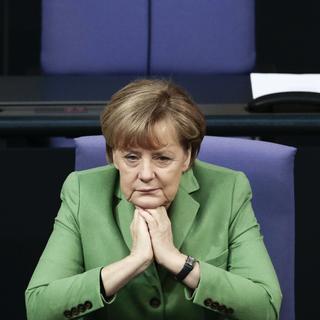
[100,79,206,167]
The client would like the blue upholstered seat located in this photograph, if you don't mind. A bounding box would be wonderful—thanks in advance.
[41,0,149,74]
[41,0,255,74]
[150,0,255,74]
[74,135,296,320]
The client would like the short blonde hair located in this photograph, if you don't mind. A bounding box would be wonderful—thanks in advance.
[100,79,206,167]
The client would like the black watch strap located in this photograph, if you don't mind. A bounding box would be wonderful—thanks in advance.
[174,256,196,281]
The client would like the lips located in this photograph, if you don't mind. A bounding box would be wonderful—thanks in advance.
[136,188,159,192]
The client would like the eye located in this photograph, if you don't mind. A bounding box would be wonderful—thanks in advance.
[124,154,139,162]
[158,156,171,161]
[154,155,172,165]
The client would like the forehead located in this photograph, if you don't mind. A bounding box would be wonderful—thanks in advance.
[117,120,181,151]
[153,121,178,142]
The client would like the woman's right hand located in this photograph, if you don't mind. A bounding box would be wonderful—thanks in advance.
[129,209,154,271]
[99,210,154,297]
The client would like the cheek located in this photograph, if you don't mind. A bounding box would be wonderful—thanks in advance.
[162,171,183,197]
[119,170,136,192]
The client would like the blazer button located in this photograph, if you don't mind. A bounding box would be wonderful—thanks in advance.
[78,304,86,313]
[71,307,79,316]
[149,297,161,308]
[204,298,213,307]
[226,307,234,314]
[211,301,220,309]
[63,310,72,318]
[217,304,226,312]
[84,301,93,310]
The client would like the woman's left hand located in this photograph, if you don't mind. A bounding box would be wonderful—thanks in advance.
[136,206,181,267]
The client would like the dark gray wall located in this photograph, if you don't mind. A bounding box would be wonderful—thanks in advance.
[256,0,320,72]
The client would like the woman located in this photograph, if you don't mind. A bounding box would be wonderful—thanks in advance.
[26,79,282,320]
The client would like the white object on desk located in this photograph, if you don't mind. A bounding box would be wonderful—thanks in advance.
[250,73,320,99]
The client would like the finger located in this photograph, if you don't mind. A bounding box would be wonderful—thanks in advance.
[137,208,157,229]
[146,207,169,225]
[137,208,153,222]
[131,209,143,233]
[130,209,138,233]
[136,213,149,233]
[133,209,139,224]
[131,209,136,224]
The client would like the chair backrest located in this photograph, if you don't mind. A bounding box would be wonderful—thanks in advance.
[149,0,255,74]
[74,135,296,320]
[41,0,255,74]
[41,0,149,74]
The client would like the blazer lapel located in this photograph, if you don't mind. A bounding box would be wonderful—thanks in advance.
[114,198,134,251]
[170,191,200,251]
[159,168,200,282]
[170,167,200,251]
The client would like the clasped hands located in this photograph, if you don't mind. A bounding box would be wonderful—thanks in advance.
[130,206,183,272]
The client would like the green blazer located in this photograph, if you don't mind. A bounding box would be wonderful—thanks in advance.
[26,160,282,320]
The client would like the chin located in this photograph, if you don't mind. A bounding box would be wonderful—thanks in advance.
[132,197,167,209]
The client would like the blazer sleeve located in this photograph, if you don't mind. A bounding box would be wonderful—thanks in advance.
[25,172,113,320]
[184,172,282,320]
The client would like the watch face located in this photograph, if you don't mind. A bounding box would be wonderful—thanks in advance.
[186,256,195,267]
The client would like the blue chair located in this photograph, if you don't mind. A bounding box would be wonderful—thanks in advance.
[41,0,149,74]
[41,0,255,74]
[74,135,296,320]
[149,0,255,74]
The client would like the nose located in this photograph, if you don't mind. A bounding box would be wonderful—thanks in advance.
[138,159,155,182]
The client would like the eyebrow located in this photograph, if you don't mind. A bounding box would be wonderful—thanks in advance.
[122,148,175,155]
[152,151,174,156]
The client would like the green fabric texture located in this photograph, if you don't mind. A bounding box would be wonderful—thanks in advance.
[25,160,282,320]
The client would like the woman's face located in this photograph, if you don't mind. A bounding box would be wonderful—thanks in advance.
[113,121,191,209]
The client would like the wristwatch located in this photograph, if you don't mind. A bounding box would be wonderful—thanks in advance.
[174,256,197,281]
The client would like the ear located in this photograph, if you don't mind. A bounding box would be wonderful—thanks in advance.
[182,148,192,172]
